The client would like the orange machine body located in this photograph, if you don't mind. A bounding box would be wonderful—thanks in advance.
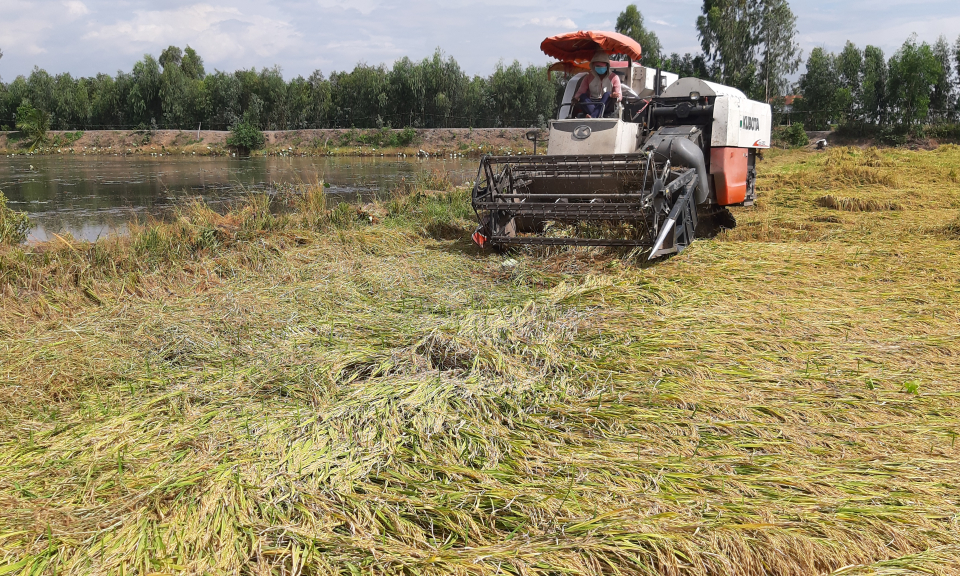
[710,147,749,205]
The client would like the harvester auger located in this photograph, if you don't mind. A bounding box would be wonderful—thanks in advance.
[471,30,772,259]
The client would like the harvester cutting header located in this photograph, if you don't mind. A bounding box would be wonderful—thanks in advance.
[471,31,772,258]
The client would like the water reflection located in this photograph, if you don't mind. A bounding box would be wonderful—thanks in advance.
[0,155,475,241]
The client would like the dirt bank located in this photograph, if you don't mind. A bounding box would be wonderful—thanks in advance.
[0,128,540,157]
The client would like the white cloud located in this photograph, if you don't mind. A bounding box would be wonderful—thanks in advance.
[83,4,302,61]
[515,16,577,29]
[0,1,57,60]
[800,14,960,55]
[0,0,957,81]
[316,0,383,16]
[63,1,88,16]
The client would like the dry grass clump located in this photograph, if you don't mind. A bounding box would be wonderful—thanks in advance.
[942,214,960,238]
[816,194,902,212]
[2,151,960,575]
[825,146,892,168]
[715,218,827,242]
[767,147,904,191]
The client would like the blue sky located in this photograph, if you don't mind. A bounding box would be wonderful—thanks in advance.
[1,0,958,80]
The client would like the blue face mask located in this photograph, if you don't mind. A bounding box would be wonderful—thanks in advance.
[594,66,608,75]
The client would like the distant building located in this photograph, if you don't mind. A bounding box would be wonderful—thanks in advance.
[781,95,799,113]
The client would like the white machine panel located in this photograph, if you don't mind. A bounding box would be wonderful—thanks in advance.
[631,67,679,98]
[712,95,772,149]
[660,77,771,149]
[547,118,640,156]
[661,78,746,99]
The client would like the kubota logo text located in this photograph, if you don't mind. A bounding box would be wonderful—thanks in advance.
[742,116,760,131]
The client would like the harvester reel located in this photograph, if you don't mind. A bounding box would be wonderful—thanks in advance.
[471,153,701,256]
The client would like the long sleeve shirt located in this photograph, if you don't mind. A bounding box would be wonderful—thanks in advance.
[574,72,621,100]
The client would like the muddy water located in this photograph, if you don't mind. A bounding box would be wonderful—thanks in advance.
[0,155,476,242]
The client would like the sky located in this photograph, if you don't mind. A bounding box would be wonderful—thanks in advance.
[0,0,958,81]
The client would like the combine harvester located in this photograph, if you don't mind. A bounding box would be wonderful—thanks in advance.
[471,31,772,258]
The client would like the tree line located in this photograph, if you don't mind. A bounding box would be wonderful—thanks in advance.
[0,1,957,135]
[620,1,960,135]
[0,47,562,131]
[792,36,960,136]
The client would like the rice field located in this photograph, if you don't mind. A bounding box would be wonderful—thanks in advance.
[1,146,959,575]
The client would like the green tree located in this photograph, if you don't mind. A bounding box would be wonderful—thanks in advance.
[696,0,800,100]
[305,70,331,128]
[256,66,290,129]
[25,67,55,115]
[955,35,960,117]
[887,36,943,127]
[757,0,801,102]
[662,53,709,78]
[835,42,863,123]
[161,59,190,128]
[226,121,264,153]
[484,61,559,128]
[930,36,954,121]
[329,63,389,128]
[129,55,162,127]
[955,35,960,81]
[783,121,808,147]
[159,46,183,71]
[696,0,760,95]
[181,46,205,80]
[0,45,566,131]
[90,72,125,128]
[862,45,888,125]
[284,75,315,129]
[794,47,846,130]
[615,5,663,67]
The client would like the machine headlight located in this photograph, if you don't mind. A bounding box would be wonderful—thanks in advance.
[689,91,701,100]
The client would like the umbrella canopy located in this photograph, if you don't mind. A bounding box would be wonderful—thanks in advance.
[540,31,642,63]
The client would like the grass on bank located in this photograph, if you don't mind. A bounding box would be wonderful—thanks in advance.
[0,191,30,245]
[1,147,959,575]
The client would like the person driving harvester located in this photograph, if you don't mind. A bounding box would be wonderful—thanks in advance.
[571,50,621,118]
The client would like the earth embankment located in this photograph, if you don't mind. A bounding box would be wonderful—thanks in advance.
[0,127,538,157]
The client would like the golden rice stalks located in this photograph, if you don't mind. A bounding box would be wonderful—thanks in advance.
[1,152,960,575]
[816,194,902,212]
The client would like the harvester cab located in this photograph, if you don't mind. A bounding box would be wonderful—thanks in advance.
[471,30,772,258]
